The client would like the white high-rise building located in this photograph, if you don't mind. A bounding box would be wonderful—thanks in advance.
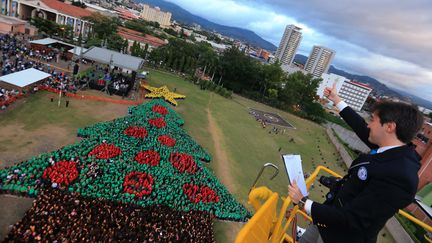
[317,74,372,111]
[274,25,302,65]
[305,46,335,77]
[316,73,347,98]
[339,80,372,111]
[141,4,171,27]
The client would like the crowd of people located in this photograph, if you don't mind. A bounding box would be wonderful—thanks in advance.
[0,100,250,241]
[0,34,58,76]
[0,33,80,109]
[4,188,216,242]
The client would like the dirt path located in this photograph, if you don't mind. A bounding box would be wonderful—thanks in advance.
[206,95,242,241]
[206,106,235,192]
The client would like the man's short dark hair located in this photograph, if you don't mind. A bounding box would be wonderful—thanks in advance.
[372,101,424,144]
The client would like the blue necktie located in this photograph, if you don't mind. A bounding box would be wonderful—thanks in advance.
[369,149,377,155]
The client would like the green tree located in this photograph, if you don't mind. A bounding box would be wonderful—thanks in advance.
[279,71,325,122]
[30,17,59,36]
[142,43,149,59]
[219,47,259,93]
[258,62,284,98]
[107,34,125,52]
[83,13,119,40]
[124,20,151,34]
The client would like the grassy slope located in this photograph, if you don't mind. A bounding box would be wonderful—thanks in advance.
[147,69,394,243]
[0,92,126,132]
[0,69,395,243]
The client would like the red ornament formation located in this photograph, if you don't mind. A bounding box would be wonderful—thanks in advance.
[152,105,168,116]
[148,118,166,128]
[169,152,197,174]
[124,126,148,138]
[158,135,176,147]
[135,150,160,166]
[88,143,122,159]
[123,171,154,198]
[183,183,220,204]
[42,160,79,186]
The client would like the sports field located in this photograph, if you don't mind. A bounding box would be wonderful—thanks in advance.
[0,69,394,242]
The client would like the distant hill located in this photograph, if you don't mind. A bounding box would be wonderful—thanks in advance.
[138,0,277,51]
[293,54,432,109]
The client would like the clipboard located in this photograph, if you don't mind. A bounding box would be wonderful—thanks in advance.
[281,154,308,196]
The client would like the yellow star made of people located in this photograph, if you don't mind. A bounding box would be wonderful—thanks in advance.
[143,85,186,106]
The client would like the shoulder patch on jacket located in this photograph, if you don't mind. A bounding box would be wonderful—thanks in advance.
[357,166,368,181]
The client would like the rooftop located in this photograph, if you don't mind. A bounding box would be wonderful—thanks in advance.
[348,80,372,90]
[0,68,51,88]
[118,27,166,47]
[41,0,93,18]
[0,15,27,25]
[82,46,144,71]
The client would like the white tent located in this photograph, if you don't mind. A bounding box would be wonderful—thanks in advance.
[82,47,144,71]
[68,47,88,55]
[0,68,51,88]
[29,38,74,47]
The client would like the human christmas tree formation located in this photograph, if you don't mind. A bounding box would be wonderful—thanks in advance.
[0,99,250,230]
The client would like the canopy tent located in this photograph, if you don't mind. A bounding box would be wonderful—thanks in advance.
[0,68,51,89]
[68,47,88,55]
[29,38,74,48]
[82,47,144,71]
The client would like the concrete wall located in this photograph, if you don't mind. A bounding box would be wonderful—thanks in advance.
[0,22,13,34]
[327,123,370,153]
[325,125,353,167]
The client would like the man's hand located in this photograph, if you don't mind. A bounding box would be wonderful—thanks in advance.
[288,180,305,204]
[324,83,342,105]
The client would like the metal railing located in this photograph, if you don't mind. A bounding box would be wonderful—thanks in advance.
[235,164,432,243]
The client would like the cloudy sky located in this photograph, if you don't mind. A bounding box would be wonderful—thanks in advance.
[166,0,432,101]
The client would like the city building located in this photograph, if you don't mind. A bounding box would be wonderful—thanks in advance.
[407,122,432,226]
[413,122,432,189]
[15,0,93,37]
[305,46,335,77]
[0,15,37,35]
[117,27,166,53]
[115,7,139,20]
[257,49,270,61]
[316,73,347,98]
[84,2,117,17]
[274,25,302,65]
[338,80,372,111]
[140,4,171,28]
[281,64,307,75]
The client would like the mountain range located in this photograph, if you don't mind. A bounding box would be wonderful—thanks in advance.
[137,0,277,51]
[137,0,432,110]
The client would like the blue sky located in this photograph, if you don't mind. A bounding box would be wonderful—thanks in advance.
[166,0,432,101]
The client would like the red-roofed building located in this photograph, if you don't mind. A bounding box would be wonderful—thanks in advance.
[117,27,166,53]
[413,122,432,189]
[114,7,139,20]
[15,0,92,37]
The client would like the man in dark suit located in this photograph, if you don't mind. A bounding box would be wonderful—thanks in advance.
[288,83,424,243]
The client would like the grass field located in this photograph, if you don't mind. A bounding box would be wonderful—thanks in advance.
[145,69,394,243]
[0,69,395,243]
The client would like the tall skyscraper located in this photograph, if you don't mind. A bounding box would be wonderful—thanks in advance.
[274,25,302,65]
[305,46,335,77]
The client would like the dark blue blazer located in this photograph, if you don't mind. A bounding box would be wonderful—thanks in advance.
[311,106,421,243]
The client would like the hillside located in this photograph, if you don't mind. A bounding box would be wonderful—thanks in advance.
[138,0,277,51]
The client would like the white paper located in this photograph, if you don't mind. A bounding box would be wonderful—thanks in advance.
[283,154,308,196]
